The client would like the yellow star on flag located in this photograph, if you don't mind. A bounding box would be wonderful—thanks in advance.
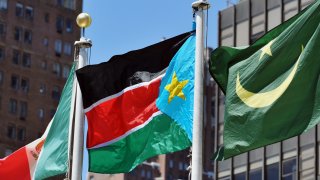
[259,40,274,60]
[165,72,189,103]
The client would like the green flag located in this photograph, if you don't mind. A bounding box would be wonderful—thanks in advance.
[210,1,320,160]
[34,63,76,179]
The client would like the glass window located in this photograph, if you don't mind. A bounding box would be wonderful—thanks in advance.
[15,3,23,17]
[62,66,70,79]
[64,42,72,55]
[55,39,62,56]
[283,158,297,180]
[52,86,60,101]
[65,18,73,33]
[41,60,47,70]
[141,169,145,177]
[21,78,29,93]
[17,127,26,141]
[56,16,64,34]
[52,63,61,76]
[0,0,7,10]
[9,99,17,114]
[25,6,33,20]
[24,30,32,44]
[22,53,31,67]
[43,37,49,47]
[38,108,44,121]
[179,162,183,170]
[11,75,19,90]
[234,172,246,180]
[7,124,16,139]
[56,0,63,6]
[44,13,49,23]
[169,160,174,168]
[64,0,75,10]
[250,168,262,180]
[20,101,27,120]
[0,23,5,37]
[12,49,20,64]
[14,27,22,41]
[0,47,4,60]
[39,83,46,94]
[267,163,279,180]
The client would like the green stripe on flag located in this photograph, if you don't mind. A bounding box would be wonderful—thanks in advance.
[34,63,76,180]
[88,113,191,173]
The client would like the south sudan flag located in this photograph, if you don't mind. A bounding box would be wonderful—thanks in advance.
[76,31,195,173]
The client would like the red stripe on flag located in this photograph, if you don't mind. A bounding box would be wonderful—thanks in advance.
[0,147,31,180]
[86,78,161,148]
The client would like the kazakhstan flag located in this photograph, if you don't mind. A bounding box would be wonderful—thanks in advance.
[156,34,195,141]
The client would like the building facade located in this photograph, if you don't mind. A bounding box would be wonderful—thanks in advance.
[0,0,82,157]
[216,0,317,179]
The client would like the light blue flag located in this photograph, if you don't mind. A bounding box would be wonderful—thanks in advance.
[156,35,195,140]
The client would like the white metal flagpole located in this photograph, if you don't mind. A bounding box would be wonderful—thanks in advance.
[191,1,210,180]
[71,13,92,180]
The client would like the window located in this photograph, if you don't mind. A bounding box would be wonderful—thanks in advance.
[63,42,72,55]
[0,0,7,10]
[234,172,246,180]
[179,162,183,170]
[9,99,17,114]
[64,0,75,10]
[12,49,20,64]
[21,78,29,93]
[22,53,31,67]
[20,101,27,120]
[11,75,19,90]
[14,27,22,41]
[39,83,46,94]
[24,30,32,44]
[25,6,33,20]
[55,40,62,56]
[56,16,64,34]
[17,127,26,141]
[52,86,60,101]
[66,18,73,33]
[38,108,44,121]
[62,66,70,79]
[146,171,151,178]
[141,169,145,177]
[44,13,50,23]
[0,23,5,37]
[267,163,279,180]
[52,63,61,76]
[43,37,49,47]
[250,168,262,180]
[169,160,174,168]
[282,158,297,180]
[56,0,63,6]
[0,47,4,61]
[40,60,47,70]
[0,71,3,85]
[7,124,16,139]
[15,3,23,17]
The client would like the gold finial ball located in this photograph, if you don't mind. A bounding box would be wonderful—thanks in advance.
[76,13,92,28]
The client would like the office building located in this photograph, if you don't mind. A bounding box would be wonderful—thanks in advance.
[216,0,316,179]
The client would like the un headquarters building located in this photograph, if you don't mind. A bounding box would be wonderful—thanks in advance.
[216,0,318,179]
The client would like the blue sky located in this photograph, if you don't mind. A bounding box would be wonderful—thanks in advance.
[81,0,227,178]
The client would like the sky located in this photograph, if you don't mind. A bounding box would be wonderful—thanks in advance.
[81,0,228,178]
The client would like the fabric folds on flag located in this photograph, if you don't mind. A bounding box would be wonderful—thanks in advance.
[0,63,75,180]
[210,1,320,160]
[76,31,195,173]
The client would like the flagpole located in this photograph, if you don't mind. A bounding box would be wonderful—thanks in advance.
[191,1,210,180]
[71,13,92,180]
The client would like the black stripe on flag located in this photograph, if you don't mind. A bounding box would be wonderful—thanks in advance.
[76,31,194,109]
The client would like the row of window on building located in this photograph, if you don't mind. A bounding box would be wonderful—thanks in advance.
[7,124,26,141]
[219,157,297,180]
[0,0,76,12]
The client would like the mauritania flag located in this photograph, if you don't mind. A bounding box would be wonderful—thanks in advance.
[0,63,75,179]
[76,31,195,173]
[210,1,320,160]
